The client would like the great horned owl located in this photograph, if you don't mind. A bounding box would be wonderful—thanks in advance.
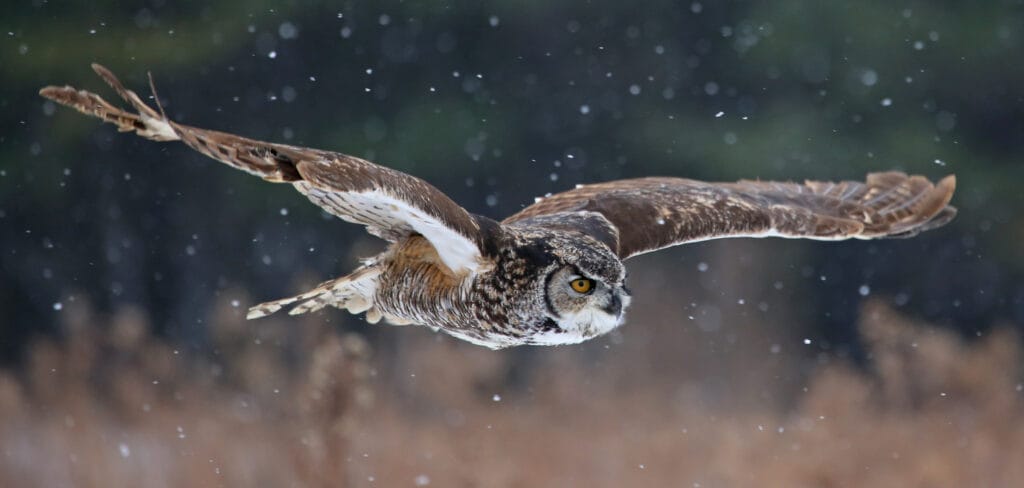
[40,65,957,349]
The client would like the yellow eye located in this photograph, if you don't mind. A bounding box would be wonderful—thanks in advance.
[570,278,594,294]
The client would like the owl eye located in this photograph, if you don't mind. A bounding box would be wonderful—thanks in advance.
[570,278,594,294]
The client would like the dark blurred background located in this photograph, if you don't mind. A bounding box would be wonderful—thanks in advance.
[2,1,1023,486]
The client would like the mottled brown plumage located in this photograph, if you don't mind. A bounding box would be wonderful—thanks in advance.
[39,64,957,348]
[506,175,956,258]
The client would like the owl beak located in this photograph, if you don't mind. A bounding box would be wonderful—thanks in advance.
[604,294,623,316]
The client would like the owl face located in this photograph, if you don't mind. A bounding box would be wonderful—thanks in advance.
[523,236,631,345]
[544,264,631,334]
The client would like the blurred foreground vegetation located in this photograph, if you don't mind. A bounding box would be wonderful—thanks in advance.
[1,298,1022,486]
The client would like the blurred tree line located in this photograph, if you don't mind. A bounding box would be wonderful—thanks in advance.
[2,0,1022,363]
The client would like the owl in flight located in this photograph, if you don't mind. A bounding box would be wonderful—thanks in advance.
[41,64,957,349]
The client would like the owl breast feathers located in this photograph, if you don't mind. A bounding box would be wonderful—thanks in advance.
[40,64,956,348]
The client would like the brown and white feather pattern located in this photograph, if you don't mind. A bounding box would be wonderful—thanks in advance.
[39,63,958,349]
[506,174,956,259]
[40,64,490,275]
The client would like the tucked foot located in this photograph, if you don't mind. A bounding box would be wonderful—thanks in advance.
[246,266,379,320]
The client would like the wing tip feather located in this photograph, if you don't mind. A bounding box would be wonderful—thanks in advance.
[870,172,957,238]
[936,174,956,204]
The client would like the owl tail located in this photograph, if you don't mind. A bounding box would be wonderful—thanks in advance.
[246,266,382,322]
[40,63,180,142]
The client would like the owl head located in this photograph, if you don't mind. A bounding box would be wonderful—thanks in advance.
[513,231,631,345]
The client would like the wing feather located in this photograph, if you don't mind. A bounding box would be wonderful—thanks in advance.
[40,64,493,274]
[505,173,956,259]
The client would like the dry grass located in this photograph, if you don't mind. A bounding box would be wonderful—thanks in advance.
[1,296,1022,487]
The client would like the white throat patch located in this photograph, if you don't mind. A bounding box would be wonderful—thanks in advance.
[529,308,625,346]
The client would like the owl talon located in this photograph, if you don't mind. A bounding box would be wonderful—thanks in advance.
[344,296,372,314]
[246,266,380,320]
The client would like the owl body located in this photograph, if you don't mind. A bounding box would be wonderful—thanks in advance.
[365,223,629,348]
[40,64,957,349]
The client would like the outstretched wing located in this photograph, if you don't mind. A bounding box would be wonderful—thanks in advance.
[40,64,493,274]
[504,173,956,259]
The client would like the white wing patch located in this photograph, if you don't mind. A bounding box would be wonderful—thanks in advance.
[678,228,872,245]
[628,222,870,259]
[295,183,483,275]
[138,114,180,142]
